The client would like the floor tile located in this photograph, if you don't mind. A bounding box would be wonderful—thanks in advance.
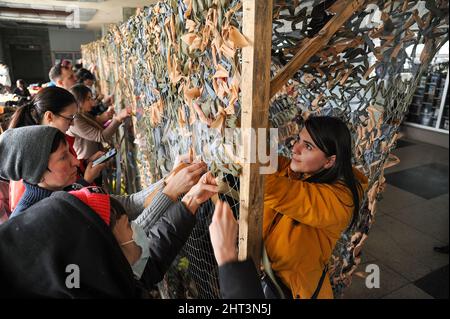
[386,200,449,243]
[386,144,449,174]
[377,184,426,212]
[364,215,449,281]
[395,139,416,149]
[360,250,378,264]
[385,163,449,199]
[343,261,409,299]
[346,140,449,299]
[382,283,434,299]
[373,208,386,217]
[414,265,449,299]
[429,193,449,211]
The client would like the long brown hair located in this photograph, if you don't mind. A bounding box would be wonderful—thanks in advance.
[304,116,363,230]
[70,84,92,110]
[69,84,104,130]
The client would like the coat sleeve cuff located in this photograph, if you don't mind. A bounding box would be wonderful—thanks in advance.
[218,259,265,299]
[136,190,177,234]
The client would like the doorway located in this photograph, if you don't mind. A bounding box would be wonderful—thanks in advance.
[10,44,45,85]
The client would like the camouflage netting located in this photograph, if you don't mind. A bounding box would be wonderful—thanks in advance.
[82,0,449,298]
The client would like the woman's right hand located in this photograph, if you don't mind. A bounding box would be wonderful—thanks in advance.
[103,94,114,107]
[115,107,131,123]
[96,107,114,124]
[163,162,207,201]
[96,93,104,101]
[209,200,238,266]
[181,172,218,215]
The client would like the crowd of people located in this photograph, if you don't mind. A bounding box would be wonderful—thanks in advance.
[0,59,369,299]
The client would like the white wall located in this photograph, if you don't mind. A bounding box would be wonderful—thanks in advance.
[402,125,449,149]
[48,27,98,53]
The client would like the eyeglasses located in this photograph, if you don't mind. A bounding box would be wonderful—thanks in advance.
[55,113,76,123]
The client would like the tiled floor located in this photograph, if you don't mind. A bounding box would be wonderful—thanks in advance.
[385,163,449,199]
[344,137,449,299]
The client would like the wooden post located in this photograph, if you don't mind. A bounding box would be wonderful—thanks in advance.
[239,0,273,266]
[270,0,365,98]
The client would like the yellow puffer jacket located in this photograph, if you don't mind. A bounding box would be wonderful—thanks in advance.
[263,157,368,299]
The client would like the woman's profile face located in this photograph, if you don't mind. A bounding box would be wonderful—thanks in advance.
[82,93,96,113]
[39,141,79,190]
[48,103,78,133]
[290,128,331,174]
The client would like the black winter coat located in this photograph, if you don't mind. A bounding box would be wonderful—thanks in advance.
[218,260,265,299]
[0,191,196,298]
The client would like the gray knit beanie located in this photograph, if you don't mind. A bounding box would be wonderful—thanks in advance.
[0,126,60,184]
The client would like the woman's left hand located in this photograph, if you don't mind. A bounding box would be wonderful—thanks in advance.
[209,200,238,266]
[181,172,218,214]
[84,151,107,183]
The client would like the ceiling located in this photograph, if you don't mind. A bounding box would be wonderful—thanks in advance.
[0,0,157,30]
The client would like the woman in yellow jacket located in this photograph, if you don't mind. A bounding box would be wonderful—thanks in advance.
[263,116,368,299]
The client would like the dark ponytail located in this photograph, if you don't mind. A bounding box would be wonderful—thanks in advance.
[8,102,39,128]
[303,116,362,230]
[8,87,77,129]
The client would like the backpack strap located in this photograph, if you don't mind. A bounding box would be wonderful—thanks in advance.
[262,246,288,299]
[263,243,330,299]
[310,263,329,299]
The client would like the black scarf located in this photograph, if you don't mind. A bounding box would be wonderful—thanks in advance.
[0,191,139,298]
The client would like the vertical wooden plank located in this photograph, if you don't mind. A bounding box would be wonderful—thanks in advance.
[239,0,273,265]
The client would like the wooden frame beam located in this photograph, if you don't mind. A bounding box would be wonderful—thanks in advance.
[239,0,273,265]
[269,0,365,98]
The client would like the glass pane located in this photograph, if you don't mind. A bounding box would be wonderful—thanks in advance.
[405,40,449,129]
[406,63,448,128]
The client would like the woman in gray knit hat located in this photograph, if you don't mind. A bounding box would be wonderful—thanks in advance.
[0,126,210,233]
[0,126,79,216]
[7,86,108,211]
